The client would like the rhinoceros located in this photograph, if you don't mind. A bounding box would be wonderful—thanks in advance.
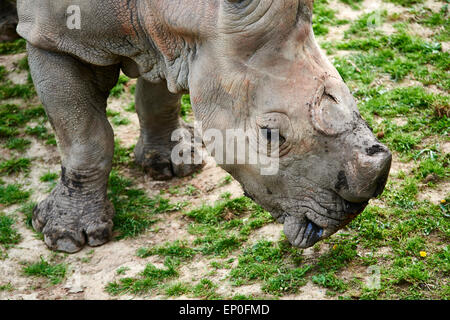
[16,0,392,253]
[0,0,19,42]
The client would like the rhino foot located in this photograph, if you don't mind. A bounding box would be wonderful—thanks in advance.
[135,122,205,180]
[135,142,204,180]
[32,184,114,253]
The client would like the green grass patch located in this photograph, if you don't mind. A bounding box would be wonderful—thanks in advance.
[333,29,449,90]
[345,11,387,37]
[40,172,59,182]
[0,213,21,257]
[0,283,13,292]
[0,104,44,128]
[16,56,30,71]
[18,201,37,229]
[110,114,131,126]
[314,236,359,273]
[339,0,364,9]
[192,279,221,299]
[181,94,193,122]
[4,137,31,151]
[312,272,348,294]
[108,170,180,239]
[105,257,179,295]
[137,240,196,259]
[22,256,67,285]
[0,82,35,100]
[313,0,348,36]
[230,240,310,295]
[165,282,191,297]
[414,155,449,182]
[185,194,273,257]
[0,39,27,55]
[110,75,130,98]
[24,125,56,145]
[113,140,134,166]
[384,0,424,7]
[0,184,30,205]
[0,158,31,175]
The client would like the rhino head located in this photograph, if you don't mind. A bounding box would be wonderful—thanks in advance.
[187,0,392,247]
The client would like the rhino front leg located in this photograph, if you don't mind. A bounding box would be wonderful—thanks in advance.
[134,78,204,180]
[28,44,120,253]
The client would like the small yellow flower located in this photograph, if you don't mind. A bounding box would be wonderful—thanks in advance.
[332,244,338,250]
[420,251,427,258]
[441,199,447,204]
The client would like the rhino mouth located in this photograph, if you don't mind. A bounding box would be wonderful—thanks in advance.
[299,218,324,248]
[282,198,368,248]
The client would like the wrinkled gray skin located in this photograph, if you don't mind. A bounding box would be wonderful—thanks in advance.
[17,0,391,253]
[0,0,19,42]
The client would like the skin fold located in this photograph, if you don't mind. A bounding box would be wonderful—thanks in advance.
[16,0,391,253]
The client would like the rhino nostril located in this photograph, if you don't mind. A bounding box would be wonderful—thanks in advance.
[366,144,386,156]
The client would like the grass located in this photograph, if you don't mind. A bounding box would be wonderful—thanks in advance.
[22,256,67,285]
[339,0,364,10]
[0,283,13,292]
[345,10,387,37]
[0,104,52,148]
[0,104,45,128]
[110,115,131,126]
[313,0,349,36]
[137,240,196,259]
[0,158,31,175]
[385,0,424,7]
[218,175,233,187]
[39,172,59,182]
[230,240,310,295]
[192,279,221,299]
[312,272,348,294]
[113,139,134,166]
[181,94,193,121]
[165,282,191,297]
[184,194,273,257]
[0,39,27,55]
[0,56,35,100]
[0,213,21,257]
[25,125,56,145]
[0,184,30,205]
[108,170,181,239]
[332,27,449,90]
[0,82,35,100]
[105,257,179,295]
[110,75,130,98]
[116,266,130,275]
[107,110,131,126]
[5,138,31,151]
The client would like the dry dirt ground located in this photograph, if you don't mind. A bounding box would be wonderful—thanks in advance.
[0,0,449,300]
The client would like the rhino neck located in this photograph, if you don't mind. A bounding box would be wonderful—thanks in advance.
[135,0,218,93]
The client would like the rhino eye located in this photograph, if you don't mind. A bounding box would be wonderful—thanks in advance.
[260,127,286,146]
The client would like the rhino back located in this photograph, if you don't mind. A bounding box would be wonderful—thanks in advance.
[17,0,146,66]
